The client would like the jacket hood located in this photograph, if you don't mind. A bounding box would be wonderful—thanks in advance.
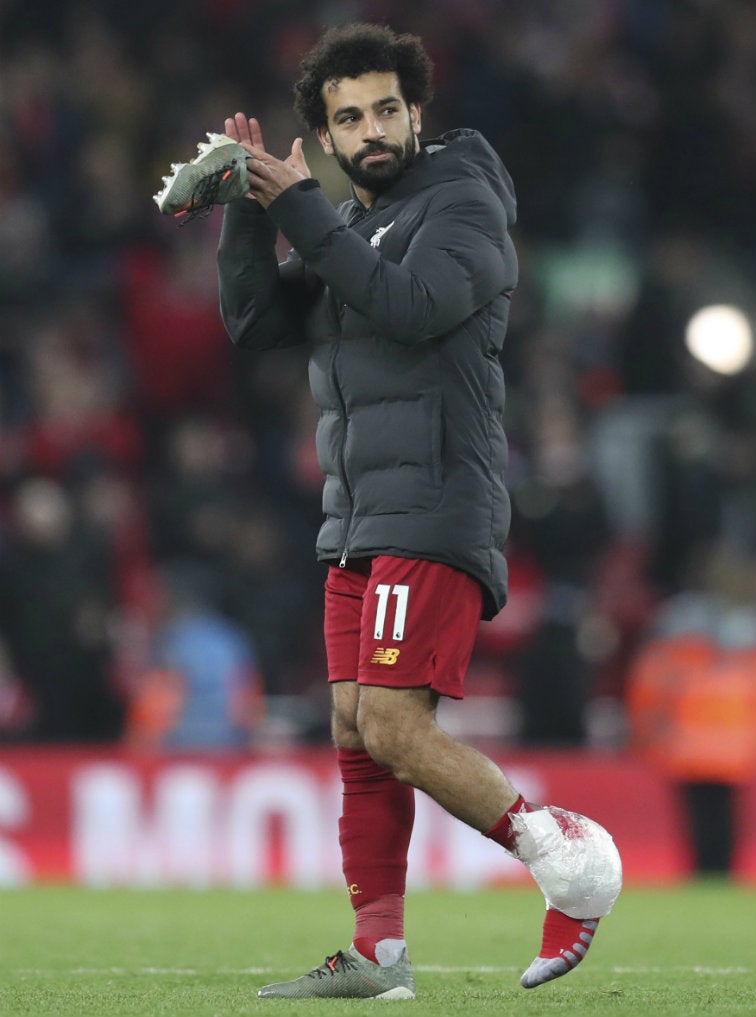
[370,128,517,227]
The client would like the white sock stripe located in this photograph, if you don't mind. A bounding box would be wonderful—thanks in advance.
[374,939,408,967]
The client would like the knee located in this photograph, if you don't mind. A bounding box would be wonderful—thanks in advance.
[332,714,363,750]
[331,703,362,750]
[357,712,414,784]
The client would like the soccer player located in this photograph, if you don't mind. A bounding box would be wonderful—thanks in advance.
[157,21,622,1000]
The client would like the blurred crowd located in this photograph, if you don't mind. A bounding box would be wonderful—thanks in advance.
[1,0,756,761]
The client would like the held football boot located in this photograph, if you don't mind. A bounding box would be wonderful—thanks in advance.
[257,946,415,1000]
[153,133,250,221]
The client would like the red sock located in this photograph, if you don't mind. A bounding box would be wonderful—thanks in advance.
[352,894,405,964]
[337,748,415,963]
[538,908,599,961]
[483,794,538,853]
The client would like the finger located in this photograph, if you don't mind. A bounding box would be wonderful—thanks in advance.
[224,117,240,140]
[245,152,268,183]
[248,117,265,150]
[234,112,253,145]
[246,157,271,183]
[285,137,311,177]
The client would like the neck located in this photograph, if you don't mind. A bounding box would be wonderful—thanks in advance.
[353,184,377,209]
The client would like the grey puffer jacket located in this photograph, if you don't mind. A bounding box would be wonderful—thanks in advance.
[218,129,518,619]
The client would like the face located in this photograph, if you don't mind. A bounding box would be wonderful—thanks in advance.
[317,71,421,198]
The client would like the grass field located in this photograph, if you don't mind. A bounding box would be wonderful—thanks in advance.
[0,882,754,1016]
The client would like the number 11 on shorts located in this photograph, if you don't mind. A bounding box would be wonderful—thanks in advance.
[373,584,410,641]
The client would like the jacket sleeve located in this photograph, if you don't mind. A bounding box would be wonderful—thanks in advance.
[217,199,315,349]
[265,179,517,346]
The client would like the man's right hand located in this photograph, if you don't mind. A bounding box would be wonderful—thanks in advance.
[224,113,266,153]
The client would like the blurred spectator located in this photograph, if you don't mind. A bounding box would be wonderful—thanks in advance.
[17,303,143,482]
[0,132,55,306]
[119,233,233,424]
[0,634,36,740]
[147,414,250,563]
[125,564,264,750]
[0,476,124,740]
[626,544,756,874]
[220,507,325,696]
[508,392,612,744]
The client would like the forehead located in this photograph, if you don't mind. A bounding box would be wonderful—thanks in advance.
[322,71,404,117]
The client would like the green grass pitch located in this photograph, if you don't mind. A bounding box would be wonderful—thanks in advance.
[0,882,753,1016]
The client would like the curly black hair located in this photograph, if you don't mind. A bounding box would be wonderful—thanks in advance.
[293,23,434,131]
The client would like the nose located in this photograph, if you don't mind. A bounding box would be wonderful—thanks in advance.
[363,114,386,140]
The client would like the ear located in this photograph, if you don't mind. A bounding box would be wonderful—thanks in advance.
[409,103,422,136]
[317,126,334,156]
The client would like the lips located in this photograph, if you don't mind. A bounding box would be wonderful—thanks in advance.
[358,145,397,164]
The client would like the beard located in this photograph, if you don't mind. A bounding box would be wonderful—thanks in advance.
[333,132,418,194]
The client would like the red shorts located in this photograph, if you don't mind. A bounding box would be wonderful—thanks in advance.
[324,556,483,699]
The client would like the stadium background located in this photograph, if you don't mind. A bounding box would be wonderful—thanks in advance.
[1,0,755,886]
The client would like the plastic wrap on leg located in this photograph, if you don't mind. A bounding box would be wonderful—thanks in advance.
[509,806,622,919]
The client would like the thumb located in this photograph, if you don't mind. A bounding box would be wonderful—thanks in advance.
[287,137,311,177]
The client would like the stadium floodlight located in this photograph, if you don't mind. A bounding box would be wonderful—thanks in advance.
[685,303,753,376]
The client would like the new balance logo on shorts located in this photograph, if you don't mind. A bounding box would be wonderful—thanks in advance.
[370,647,401,665]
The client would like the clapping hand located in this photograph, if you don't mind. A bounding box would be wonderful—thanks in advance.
[223,112,311,207]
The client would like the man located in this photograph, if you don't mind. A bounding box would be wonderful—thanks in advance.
[155,22,621,1000]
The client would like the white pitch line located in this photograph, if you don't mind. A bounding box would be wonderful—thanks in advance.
[610,966,752,976]
[418,965,753,976]
[12,964,754,977]
[417,965,519,973]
